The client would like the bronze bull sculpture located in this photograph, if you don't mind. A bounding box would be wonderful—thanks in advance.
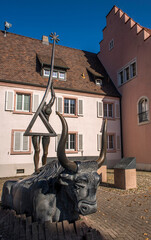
[2,112,107,223]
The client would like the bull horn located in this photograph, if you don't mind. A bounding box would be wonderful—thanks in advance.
[56,111,78,172]
[97,119,107,168]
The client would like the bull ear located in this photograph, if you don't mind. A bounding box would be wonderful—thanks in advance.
[59,173,74,186]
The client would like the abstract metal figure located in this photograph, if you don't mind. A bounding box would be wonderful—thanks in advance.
[2,113,107,223]
[24,33,59,171]
[2,32,108,224]
[32,83,56,171]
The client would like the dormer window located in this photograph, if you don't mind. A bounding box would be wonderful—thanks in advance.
[43,69,66,81]
[95,79,102,86]
[37,54,69,81]
[53,71,58,78]
[59,72,65,80]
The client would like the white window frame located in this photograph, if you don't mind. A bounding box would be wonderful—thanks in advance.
[13,131,29,152]
[118,58,137,86]
[44,69,50,77]
[53,71,58,78]
[107,134,115,151]
[137,96,150,124]
[43,68,66,81]
[104,102,114,118]
[95,79,102,86]
[59,72,66,80]
[16,93,31,112]
[65,133,76,151]
[64,98,76,115]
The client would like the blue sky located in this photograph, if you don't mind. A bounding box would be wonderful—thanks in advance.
[1,0,151,53]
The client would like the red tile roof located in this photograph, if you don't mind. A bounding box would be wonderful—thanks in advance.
[0,31,120,97]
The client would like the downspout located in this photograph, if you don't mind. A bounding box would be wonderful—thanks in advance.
[120,96,124,158]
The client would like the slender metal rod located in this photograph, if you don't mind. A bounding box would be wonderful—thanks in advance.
[24,33,59,136]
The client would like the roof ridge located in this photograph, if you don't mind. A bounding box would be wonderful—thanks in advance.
[0,30,97,55]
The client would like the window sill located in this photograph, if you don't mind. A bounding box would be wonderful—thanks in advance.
[118,75,137,88]
[66,151,78,154]
[107,150,116,153]
[13,111,33,115]
[138,120,150,126]
[104,117,115,121]
[63,114,78,118]
[10,151,32,155]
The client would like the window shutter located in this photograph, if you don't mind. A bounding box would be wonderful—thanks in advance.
[14,132,21,151]
[116,104,120,118]
[55,134,61,152]
[78,134,83,151]
[5,91,14,111]
[97,101,103,117]
[32,94,39,112]
[56,97,63,114]
[97,134,102,151]
[78,100,83,116]
[23,135,29,151]
[117,135,120,150]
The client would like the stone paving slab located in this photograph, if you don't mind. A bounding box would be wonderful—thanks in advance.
[0,170,151,239]
[85,186,151,240]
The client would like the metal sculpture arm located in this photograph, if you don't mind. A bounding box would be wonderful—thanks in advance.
[24,33,60,137]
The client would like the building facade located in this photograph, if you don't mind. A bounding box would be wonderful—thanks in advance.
[98,6,151,170]
[0,31,121,177]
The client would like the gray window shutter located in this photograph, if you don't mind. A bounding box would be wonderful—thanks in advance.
[32,94,39,112]
[97,134,102,151]
[55,134,61,152]
[23,135,29,151]
[117,135,120,150]
[5,91,14,111]
[78,134,83,151]
[78,100,83,116]
[116,104,120,118]
[97,101,103,117]
[14,132,21,151]
[56,97,63,114]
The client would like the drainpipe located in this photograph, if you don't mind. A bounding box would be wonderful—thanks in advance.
[120,97,124,158]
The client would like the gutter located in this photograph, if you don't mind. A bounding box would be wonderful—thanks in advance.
[0,79,120,98]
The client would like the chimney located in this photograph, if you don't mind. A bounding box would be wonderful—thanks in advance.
[42,35,49,45]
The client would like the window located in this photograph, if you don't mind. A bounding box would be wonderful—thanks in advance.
[104,103,113,118]
[55,132,82,152]
[59,72,65,80]
[44,69,66,80]
[11,130,31,154]
[124,67,130,81]
[53,71,58,78]
[44,69,50,77]
[16,93,31,112]
[64,98,76,115]
[65,133,76,151]
[138,97,149,123]
[109,39,114,51]
[107,134,115,151]
[119,71,124,85]
[95,79,102,86]
[130,62,136,78]
[118,59,136,86]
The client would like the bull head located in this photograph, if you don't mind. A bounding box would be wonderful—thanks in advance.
[56,111,107,216]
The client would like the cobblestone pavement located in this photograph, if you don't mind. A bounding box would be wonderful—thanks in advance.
[85,171,151,240]
[0,171,151,240]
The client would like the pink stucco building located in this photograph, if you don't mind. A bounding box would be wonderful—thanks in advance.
[98,6,151,170]
[0,30,121,177]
